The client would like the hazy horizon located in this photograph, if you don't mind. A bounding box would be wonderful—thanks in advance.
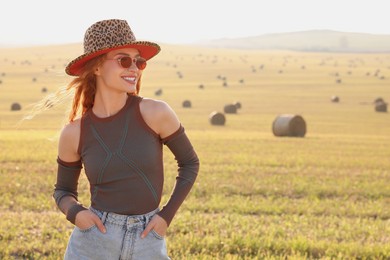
[1,0,390,46]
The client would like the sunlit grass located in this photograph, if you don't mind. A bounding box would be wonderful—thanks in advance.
[0,44,389,259]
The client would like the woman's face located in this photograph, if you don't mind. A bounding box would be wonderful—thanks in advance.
[95,48,143,94]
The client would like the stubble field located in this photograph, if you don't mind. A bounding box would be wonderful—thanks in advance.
[0,43,389,259]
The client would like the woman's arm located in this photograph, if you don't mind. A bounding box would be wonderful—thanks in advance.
[140,99,200,237]
[53,120,106,232]
[54,120,83,220]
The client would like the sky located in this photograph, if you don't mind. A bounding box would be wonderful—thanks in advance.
[0,0,389,46]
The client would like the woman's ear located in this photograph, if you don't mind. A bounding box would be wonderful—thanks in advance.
[94,66,101,76]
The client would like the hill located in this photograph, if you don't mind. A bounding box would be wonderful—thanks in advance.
[195,30,390,53]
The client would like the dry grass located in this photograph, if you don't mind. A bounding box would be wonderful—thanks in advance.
[0,43,389,259]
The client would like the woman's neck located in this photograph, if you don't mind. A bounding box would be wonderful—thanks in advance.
[92,91,129,118]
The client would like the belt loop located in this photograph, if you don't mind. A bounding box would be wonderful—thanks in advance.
[143,215,148,229]
[101,212,108,225]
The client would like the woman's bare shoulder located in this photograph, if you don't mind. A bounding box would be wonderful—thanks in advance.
[58,119,81,161]
[139,98,180,138]
[140,97,170,111]
[60,119,81,139]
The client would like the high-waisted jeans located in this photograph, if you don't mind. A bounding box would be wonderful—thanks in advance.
[64,207,170,260]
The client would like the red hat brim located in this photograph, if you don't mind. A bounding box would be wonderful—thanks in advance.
[65,41,160,76]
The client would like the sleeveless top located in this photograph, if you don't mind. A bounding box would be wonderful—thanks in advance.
[78,95,165,215]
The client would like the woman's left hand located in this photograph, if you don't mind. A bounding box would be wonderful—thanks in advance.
[141,214,168,239]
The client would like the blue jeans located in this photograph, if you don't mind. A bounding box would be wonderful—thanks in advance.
[64,207,170,260]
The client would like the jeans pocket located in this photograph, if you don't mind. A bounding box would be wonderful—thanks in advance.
[77,225,97,233]
[151,229,164,240]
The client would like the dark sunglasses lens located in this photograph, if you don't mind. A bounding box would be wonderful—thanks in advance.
[136,58,147,70]
[120,57,133,68]
[119,57,146,70]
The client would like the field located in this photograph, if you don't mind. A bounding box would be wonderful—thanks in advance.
[0,43,389,259]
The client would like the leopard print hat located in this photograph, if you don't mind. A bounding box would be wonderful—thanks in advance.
[65,19,161,76]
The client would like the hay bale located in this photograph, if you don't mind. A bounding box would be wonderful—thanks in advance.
[198,84,204,89]
[154,88,163,96]
[331,96,339,103]
[209,111,225,126]
[375,101,387,112]
[224,104,237,114]
[374,97,384,104]
[11,102,21,111]
[41,87,48,93]
[182,100,192,108]
[233,101,242,109]
[272,114,306,137]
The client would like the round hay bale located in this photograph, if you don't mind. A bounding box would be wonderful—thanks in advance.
[272,114,306,137]
[331,96,339,103]
[11,102,22,111]
[375,101,387,112]
[374,97,384,104]
[41,87,48,93]
[182,100,192,108]
[224,104,237,114]
[198,84,204,89]
[233,101,242,109]
[209,111,225,126]
[154,88,163,96]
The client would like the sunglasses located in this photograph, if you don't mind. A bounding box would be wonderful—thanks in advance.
[107,56,147,70]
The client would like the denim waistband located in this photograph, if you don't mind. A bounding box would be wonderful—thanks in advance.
[90,207,159,226]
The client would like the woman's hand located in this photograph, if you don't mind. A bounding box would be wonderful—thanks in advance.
[141,214,168,239]
[75,210,106,233]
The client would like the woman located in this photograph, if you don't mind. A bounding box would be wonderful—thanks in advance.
[53,19,199,259]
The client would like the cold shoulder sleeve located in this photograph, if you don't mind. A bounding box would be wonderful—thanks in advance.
[158,126,200,226]
[53,157,83,206]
